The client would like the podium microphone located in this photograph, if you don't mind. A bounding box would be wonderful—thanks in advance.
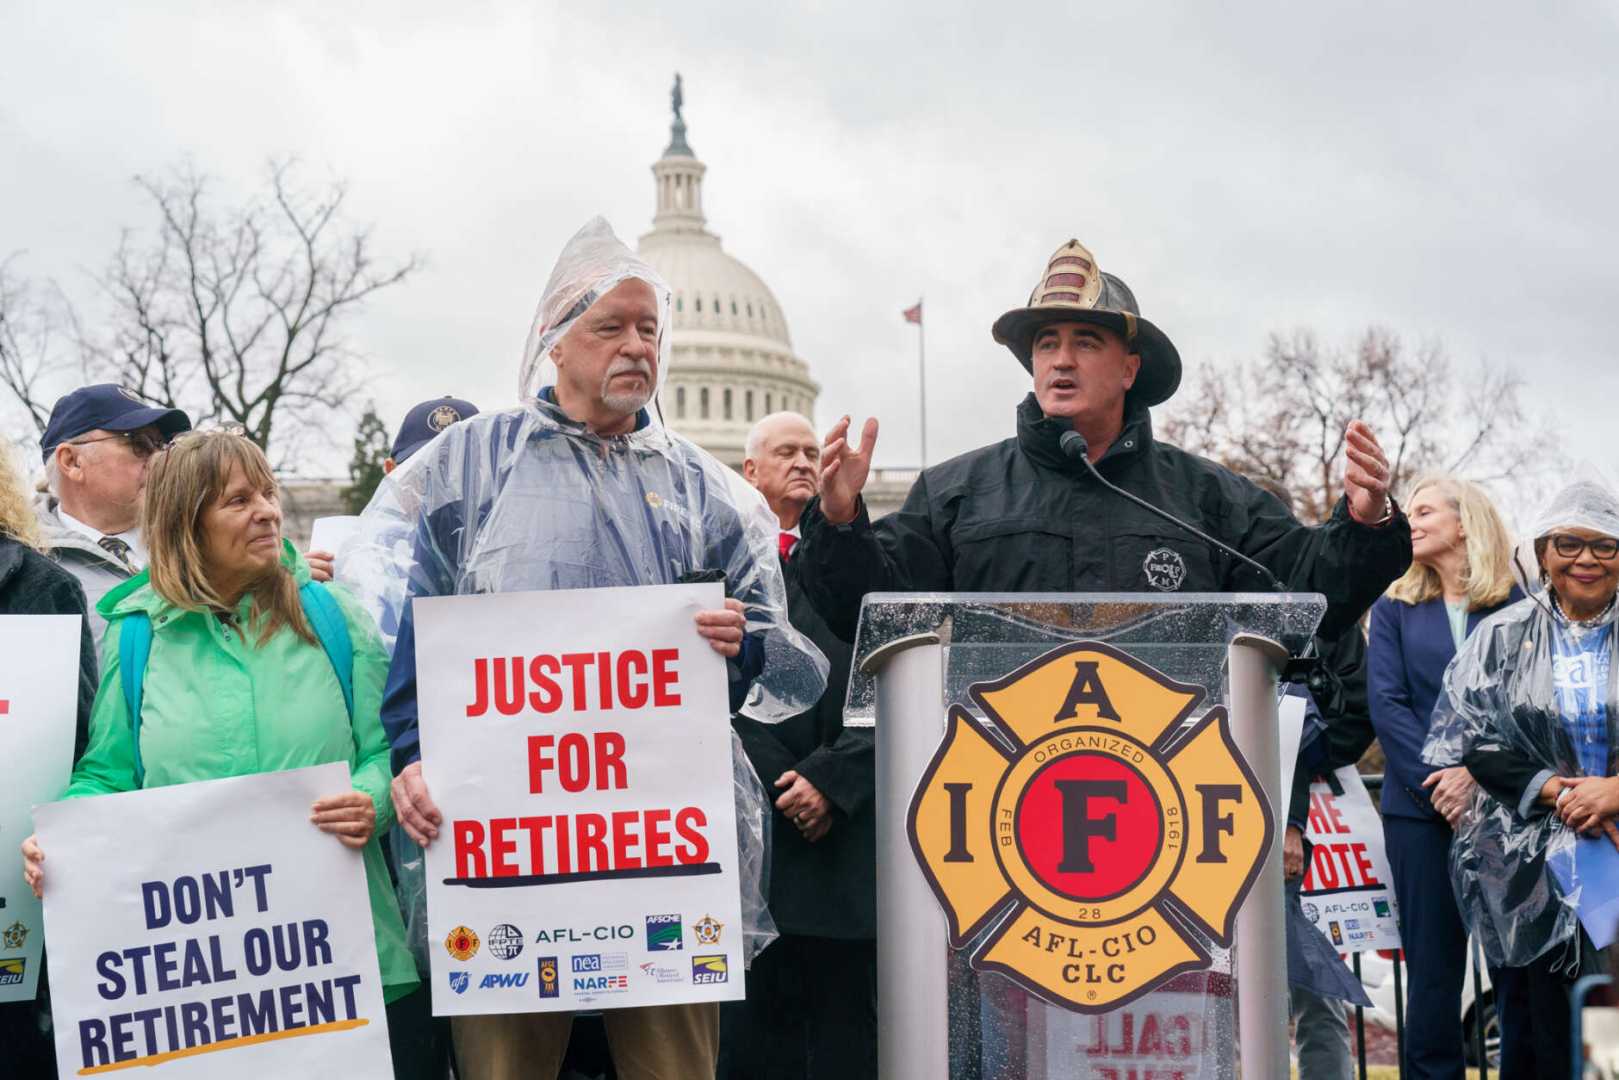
[1059,429,1287,593]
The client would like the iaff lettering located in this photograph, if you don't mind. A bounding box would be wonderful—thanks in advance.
[465,650,682,716]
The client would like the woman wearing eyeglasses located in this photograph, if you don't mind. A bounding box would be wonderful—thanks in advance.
[21,430,423,1077]
[1422,475,1619,1079]
[33,384,191,642]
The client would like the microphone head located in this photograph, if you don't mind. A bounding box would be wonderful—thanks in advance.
[1059,430,1089,461]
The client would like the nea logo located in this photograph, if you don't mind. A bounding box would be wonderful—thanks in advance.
[908,641,1273,1013]
[479,972,529,989]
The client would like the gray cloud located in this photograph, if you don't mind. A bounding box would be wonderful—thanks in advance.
[3,1,1614,502]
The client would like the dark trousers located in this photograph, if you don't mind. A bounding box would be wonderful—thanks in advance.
[1494,948,1577,1080]
[719,934,877,1080]
[386,983,453,1080]
[1384,815,1474,1080]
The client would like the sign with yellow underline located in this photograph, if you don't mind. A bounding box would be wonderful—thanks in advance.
[907,642,1273,1012]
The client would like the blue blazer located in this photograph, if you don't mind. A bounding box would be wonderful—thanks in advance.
[1366,589,1520,819]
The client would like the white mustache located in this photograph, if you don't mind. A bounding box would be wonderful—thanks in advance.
[606,358,654,380]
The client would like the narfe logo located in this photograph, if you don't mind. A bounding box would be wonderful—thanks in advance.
[908,642,1272,1013]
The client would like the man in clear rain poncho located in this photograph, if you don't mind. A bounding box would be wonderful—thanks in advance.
[347,217,828,1080]
[1421,471,1619,1079]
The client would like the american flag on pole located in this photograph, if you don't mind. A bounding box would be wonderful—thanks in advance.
[902,300,923,324]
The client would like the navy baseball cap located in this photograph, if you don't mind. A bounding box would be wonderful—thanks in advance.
[392,396,479,463]
[41,384,192,460]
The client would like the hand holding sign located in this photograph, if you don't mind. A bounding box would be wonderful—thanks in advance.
[20,834,44,899]
[693,597,746,658]
[311,790,377,848]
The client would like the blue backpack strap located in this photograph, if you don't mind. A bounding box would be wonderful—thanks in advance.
[299,581,354,720]
[118,612,154,788]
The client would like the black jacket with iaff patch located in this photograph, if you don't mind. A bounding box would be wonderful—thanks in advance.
[796,394,1413,644]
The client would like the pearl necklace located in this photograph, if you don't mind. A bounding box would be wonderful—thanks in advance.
[1551,593,1617,631]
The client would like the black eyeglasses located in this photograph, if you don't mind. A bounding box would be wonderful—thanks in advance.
[1550,534,1619,561]
[68,429,172,458]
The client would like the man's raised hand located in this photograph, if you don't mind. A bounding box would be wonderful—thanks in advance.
[820,416,878,526]
[1343,420,1394,525]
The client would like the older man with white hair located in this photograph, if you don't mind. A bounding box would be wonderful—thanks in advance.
[354,219,827,1080]
[720,411,877,1080]
[33,384,191,639]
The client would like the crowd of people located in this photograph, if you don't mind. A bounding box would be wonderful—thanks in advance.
[1,220,1614,1080]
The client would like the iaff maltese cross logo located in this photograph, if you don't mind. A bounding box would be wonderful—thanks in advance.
[908,642,1273,1013]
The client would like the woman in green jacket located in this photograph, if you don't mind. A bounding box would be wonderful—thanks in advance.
[22,429,421,1075]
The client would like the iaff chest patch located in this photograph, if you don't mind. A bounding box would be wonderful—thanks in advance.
[907,642,1273,1012]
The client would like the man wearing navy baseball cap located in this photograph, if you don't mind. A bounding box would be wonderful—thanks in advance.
[34,384,190,638]
[388,395,479,471]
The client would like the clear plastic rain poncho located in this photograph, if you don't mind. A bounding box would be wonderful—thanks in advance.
[340,217,829,965]
[1422,471,1619,969]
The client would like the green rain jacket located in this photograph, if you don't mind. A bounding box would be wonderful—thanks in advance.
[64,541,418,1002]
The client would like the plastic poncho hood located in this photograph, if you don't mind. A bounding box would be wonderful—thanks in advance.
[340,217,828,962]
[518,215,673,407]
[1422,473,1619,967]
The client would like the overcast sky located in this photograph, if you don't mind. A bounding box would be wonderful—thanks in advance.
[4,1,1616,504]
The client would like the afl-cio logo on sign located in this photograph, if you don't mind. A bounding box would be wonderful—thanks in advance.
[907,642,1273,1013]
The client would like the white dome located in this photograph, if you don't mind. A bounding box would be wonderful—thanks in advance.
[637,101,818,468]
[640,232,794,348]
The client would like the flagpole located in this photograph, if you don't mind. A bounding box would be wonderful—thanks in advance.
[917,297,927,468]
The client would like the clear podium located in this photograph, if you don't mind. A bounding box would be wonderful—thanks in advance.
[851,593,1327,1080]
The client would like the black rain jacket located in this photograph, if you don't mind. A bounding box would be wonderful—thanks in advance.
[796,393,1412,644]
[732,553,875,940]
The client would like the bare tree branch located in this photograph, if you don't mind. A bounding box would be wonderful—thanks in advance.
[82,160,421,466]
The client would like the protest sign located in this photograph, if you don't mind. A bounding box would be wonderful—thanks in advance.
[1300,766,1401,952]
[412,583,744,1015]
[34,763,392,1078]
[309,515,360,557]
[0,613,80,1004]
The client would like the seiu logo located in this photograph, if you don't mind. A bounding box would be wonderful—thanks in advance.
[479,972,530,989]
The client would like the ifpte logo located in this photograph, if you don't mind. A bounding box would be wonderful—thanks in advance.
[487,923,525,961]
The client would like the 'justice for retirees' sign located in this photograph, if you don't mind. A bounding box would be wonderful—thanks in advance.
[908,642,1273,1013]
[412,584,744,1015]
[34,763,393,1078]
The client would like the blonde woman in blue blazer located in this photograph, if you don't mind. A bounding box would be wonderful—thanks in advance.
[1367,474,1518,1079]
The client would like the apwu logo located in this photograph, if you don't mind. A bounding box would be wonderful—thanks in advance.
[479,972,530,990]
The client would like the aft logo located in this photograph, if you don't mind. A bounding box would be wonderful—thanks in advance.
[448,971,470,995]
[0,957,25,986]
[692,955,729,985]
[479,972,530,990]
[908,641,1272,1013]
[693,915,723,946]
[537,956,560,999]
[646,914,683,951]
[487,923,525,960]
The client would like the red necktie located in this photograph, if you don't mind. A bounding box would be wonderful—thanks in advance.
[778,532,797,560]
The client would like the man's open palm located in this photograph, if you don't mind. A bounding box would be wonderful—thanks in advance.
[820,416,878,525]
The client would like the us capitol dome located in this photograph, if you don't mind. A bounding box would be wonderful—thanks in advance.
[639,77,820,468]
